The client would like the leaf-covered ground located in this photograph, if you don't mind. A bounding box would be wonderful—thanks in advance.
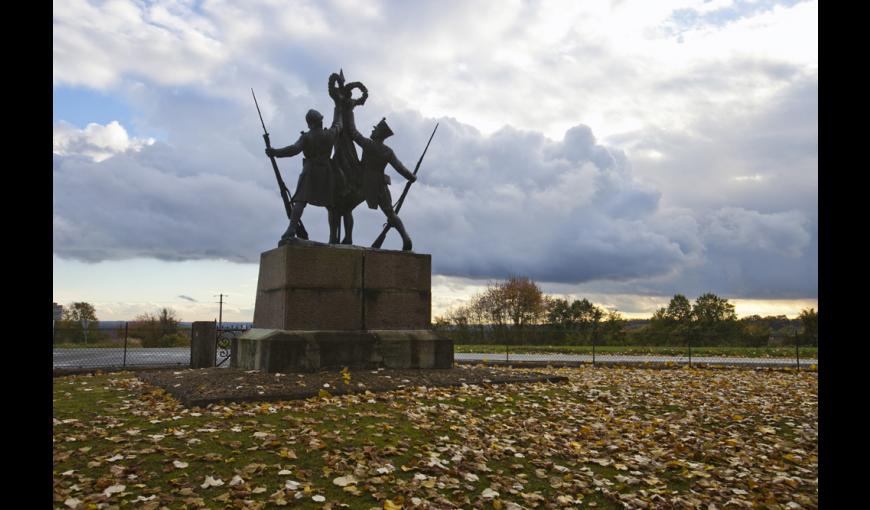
[53,366,817,509]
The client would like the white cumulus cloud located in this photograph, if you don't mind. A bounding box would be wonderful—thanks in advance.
[53,121,154,162]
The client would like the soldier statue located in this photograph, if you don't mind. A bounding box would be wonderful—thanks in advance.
[327,70,368,245]
[346,107,416,251]
[256,71,425,250]
[265,102,343,244]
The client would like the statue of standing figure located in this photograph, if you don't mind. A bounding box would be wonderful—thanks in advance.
[266,70,417,251]
[265,102,342,244]
[327,70,367,245]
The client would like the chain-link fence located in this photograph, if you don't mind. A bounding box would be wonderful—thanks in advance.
[439,326,818,369]
[53,321,257,370]
[53,321,818,370]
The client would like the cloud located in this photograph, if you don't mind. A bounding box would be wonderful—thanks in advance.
[178,295,197,302]
[50,110,710,290]
[53,121,154,162]
[51,0,817,303]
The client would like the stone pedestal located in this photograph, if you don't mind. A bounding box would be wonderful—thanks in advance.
[239,242,453,373]
[236,329,453,372]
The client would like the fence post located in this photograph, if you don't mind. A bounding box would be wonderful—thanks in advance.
[688,336,692,368]
[123,322,128,368]
[592,331,596,366]
[190,321,217,368]
[795,330,800,370]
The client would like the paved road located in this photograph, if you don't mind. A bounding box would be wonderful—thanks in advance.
[455,352,817,367]
[53,348,816,369]
[54,347,192,368]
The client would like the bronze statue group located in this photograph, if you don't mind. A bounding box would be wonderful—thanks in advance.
[260,70,426,251]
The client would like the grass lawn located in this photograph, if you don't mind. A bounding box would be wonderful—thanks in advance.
[53,367,817,509]
[454,344,818,358]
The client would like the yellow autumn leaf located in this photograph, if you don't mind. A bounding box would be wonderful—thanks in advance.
[384,497,404,510]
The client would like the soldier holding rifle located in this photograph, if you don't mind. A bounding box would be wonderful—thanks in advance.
[264,102,343,244]
[345,108,416,251]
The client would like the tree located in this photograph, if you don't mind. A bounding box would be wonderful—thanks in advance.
[446,305,472,343]
[544,297,607,344]
[600,310,627,344]
[644,307,672,345]
[739,315,772,347]
[130,308,185,347]
[158,308,180,336]
[55,302,99,343]
[479,283,509,329]
[664,294,692,323]
[63,302,98,322]
[500,276,545,329]
[432,315,451,329]
[571,299,602,343]
[547,298,573,329]
[799,308,818,346]
[665,294,693,345]
[693,293,737,323]
[692,293,741,345]
[467,293,489,342]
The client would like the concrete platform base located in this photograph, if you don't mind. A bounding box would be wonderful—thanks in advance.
[235,328,454,373]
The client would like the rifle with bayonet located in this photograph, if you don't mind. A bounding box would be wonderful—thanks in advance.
[371,123,438,249]
[252,89,308,240]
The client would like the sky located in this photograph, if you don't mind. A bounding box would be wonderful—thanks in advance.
[53,0,818,322]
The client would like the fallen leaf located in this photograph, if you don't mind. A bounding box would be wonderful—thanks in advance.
[102,484,125,497]
[482,488,499,499]
[333,475,357,487]
[200,475,224,488]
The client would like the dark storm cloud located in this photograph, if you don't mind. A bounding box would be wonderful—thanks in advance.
[53,97,691,284]
[53,72,816,301]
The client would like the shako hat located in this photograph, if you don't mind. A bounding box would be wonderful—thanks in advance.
[374,117,394,139]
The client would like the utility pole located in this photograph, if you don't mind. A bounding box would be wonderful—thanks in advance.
[214,294,228,329]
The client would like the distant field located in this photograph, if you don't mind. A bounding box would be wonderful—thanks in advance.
[453,344,818,358]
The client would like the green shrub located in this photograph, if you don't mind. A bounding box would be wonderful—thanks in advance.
[141,332,189,348]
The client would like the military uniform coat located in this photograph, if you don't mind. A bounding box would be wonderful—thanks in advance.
[274,108,342,208]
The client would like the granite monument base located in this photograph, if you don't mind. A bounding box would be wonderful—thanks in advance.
[235,242,454,373]
[235,328,453,373]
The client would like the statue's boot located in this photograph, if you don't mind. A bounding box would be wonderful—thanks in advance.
[390,216,413,251]
[280,202,306,245]
[279,222,296,246]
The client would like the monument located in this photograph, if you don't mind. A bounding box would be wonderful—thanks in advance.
[236,70,453,373]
